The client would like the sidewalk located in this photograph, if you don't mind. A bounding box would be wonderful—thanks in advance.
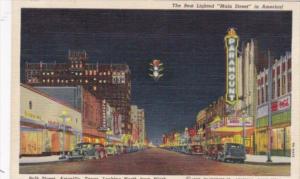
[245,154,290,165]
[19,155,66,165]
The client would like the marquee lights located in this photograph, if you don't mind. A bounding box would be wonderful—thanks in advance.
[225,28,239,105]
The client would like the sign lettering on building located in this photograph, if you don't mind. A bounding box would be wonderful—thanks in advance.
[226,116,253,127]
[224,28,239,105]
[271,95,290,112]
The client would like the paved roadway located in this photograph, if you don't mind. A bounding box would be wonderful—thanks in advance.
[20,147,290,176]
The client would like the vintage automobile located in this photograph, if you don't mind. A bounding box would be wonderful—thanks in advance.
[68,142,107,160]
[190,144,204,155]
[105,144,118,156]
[205,144,224,160]
[217,143,246,163]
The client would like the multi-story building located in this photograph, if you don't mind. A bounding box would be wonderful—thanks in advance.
[24,50,132,134]
[137,108,145,146]
[130,105,139,144]
[256,52,291,156]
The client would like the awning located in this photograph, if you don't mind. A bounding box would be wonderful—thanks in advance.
[213,126,252,132]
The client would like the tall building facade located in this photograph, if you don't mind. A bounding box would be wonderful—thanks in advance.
[130,105,146,146]
[137,108,145,146]
[24,50,132,134]
[256,52,291,156]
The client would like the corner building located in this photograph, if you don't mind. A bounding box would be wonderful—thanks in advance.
[256,52,291,156]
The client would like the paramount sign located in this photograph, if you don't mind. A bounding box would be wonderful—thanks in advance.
[225,28,239,105]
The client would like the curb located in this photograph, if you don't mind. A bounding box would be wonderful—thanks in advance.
[19,159,68,166]
[245,161,291,166]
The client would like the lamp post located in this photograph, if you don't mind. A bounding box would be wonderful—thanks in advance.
[266,50,273,163]
[59,110,69,160]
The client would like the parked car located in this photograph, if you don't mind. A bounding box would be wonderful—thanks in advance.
[68,142,106,160]
[205,144,224,160]
[94,143,107,159]
[105,144,118,156]
[190,145,204,155]
[217,143,246,163]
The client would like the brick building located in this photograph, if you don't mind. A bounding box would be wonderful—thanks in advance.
[24,50,132,134]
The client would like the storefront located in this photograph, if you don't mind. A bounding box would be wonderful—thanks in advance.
[208,115,254,153]
[82,127,106,145]
[20,85,82,156]
[255,95,291,156]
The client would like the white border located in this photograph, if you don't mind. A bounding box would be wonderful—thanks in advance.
[0,0,11,179]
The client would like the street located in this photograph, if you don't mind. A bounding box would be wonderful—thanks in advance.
[20,148,290,176]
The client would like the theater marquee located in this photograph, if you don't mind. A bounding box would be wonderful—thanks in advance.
[225,28,239,105]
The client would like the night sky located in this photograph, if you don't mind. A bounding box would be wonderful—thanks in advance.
[21,9,291,144]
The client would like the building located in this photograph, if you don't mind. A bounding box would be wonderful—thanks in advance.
[197,39,259,154]
[137,108,146,146]
[24,50,132,134]
[20,84,82,156]
[130,105,146,146]
[130,105,139,144]
[256,52,291,156]
[35,86,107,144]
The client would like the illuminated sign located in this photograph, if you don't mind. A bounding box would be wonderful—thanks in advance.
[225,28,239,105]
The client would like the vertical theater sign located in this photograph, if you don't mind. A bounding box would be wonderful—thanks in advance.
[225,28,239,105]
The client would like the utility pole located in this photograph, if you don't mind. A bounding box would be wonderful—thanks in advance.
[267,49,273,162]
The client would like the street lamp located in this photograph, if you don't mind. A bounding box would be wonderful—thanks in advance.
[266,50,273,163]
[59,110,69,160]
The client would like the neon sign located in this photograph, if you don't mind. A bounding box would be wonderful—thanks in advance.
[225,28,239,105]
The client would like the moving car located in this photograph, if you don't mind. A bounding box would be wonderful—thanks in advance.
[68,142,107,160]
[217,143,246,163]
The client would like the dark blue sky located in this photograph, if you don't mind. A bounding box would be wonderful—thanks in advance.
[21,9,291,144]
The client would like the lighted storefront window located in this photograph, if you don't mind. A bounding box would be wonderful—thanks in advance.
[272,128,284,151]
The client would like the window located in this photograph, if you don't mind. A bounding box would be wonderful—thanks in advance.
[282,75,286,95]
[282,62,286,73]
[277,79,281,97]
[257,89,260,105]
[29,101,32,109]
[261,87,264,103]
[265,85,268,101]
[272,81,275,99]
[277,66,280,76]
[288,58,291,70]
[288,73,291,92]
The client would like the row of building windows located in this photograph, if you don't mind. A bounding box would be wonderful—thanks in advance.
[37,78,111,84]
[257,56,291,105]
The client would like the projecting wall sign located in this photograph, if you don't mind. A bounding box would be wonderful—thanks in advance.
[225,28,239,105]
